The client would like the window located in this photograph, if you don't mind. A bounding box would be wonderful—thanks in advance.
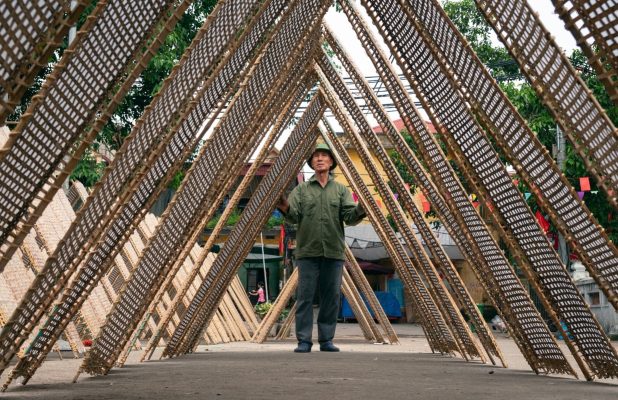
[588,292,601,306]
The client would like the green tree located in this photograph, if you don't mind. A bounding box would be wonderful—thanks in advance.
[444,0,618,241]
[442,0,520,82]
[386,0,618,241]
[100,1,216,151]
[8,1,217,187]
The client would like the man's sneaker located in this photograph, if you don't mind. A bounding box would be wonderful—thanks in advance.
[319,341,340,352]
[294,342,312,353]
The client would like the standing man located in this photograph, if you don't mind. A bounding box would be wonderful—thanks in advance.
[278,143,365,353]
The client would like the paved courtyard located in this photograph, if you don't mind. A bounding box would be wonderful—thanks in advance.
[1,323,616,399]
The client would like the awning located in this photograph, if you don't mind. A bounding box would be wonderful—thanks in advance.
[345,223,463,261]
[356,260,393,274]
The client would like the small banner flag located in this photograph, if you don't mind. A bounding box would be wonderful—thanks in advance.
[524,192,531,200]
[577,191,585,200]
[376,199,382,208]
[422,201,431,213]
[535,210,550,233]
[513,179,519,186]
[472,201,480,208]
[393,193,398,200]
[404,183,410,191]
[352,192,358,202]
[278,224,285,256]
[580,177,591,192]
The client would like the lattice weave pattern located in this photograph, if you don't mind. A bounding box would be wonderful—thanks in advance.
[361,0,574,375]
[552,0,618,104]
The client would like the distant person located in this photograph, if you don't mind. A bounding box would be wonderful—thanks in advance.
[278,143,365,353]
[249,282,266,305]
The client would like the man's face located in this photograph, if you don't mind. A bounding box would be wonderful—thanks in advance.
[311,150,333,173]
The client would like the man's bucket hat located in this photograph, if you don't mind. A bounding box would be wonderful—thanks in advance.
[307,143,337,171]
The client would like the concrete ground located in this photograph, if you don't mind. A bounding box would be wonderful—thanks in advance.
[1,323,617,399]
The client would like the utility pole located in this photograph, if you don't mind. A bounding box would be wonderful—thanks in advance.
[63,1,79,194]
[555,125,570,269]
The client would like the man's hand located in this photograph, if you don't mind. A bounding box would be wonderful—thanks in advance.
[277,194,289,214]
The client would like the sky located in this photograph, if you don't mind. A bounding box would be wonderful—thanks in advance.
[322,0,577,76]
[273,0,580,160]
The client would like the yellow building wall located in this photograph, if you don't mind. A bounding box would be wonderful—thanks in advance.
[333,147,430,222]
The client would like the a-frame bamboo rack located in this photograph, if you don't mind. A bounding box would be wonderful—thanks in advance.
[1,0,617,390]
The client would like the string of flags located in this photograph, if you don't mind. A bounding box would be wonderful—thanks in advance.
[349,176,596,214]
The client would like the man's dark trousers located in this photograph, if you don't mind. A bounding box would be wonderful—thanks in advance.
[295,257,344,345]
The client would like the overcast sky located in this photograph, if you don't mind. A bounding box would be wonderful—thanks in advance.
[274,0,579,155]
[323,0,577,76]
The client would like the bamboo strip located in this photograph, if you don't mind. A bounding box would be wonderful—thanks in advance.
[342,269,380,342]
[345,247,399,345]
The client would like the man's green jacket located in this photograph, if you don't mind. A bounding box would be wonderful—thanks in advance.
[283,174,365,260]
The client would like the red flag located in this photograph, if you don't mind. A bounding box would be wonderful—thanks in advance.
[278,224,285,255]
[418,191,430,213]
[535,210,550,233]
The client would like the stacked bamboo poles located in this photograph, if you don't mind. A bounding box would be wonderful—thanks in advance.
[391,0,618,380]
[140,74,311,362]
[358,0,577,376]
[162,91,328,358]
[119,251,253,365]
[20,194,87,358]
[552,0,618,105]
[324,22,497,361]
[0,0,190,268]
[1,188,135,389]
[274,303,297,340]
[67,181,112,338]
[439,126,595,379]
[317,81,463,358]
[475,0,618,309]
[0,0,90,123]
[341,269,383,342]
[136,36,320,359]
[317,47,482,362]
[0,251,50,359]
[4,209,157,386]
[76,1,328,375]
[339,0,557,372]
[0,0,266,377]
[59,184,110,313]
[0,205,85,364]
[151,3,331,359]
[54,187,111,340]
[344,248,399,344]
